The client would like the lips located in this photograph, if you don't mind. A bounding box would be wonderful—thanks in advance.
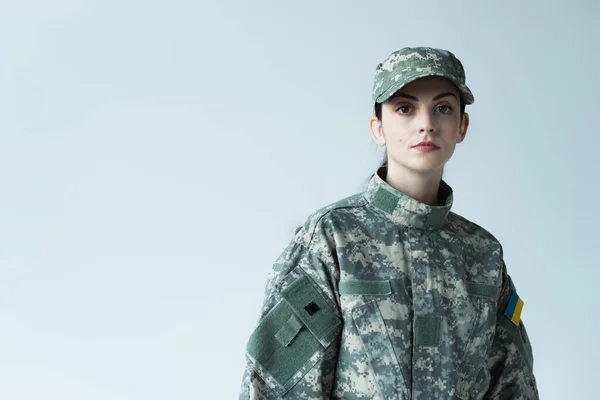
[412,141,439,150]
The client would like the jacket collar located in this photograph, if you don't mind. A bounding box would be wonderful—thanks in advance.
[364,167,453,230]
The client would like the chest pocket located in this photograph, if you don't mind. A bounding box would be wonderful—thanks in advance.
[340,279,499,400]
[341,279,410,400]
[454,282,500,399]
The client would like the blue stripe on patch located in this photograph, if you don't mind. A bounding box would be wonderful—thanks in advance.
[504,291,519,320]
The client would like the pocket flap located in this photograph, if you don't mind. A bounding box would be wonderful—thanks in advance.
[275,314,304,347]
[339,279,392,295]
[465,282,499,299]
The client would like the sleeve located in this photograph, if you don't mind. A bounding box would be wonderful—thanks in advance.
[483,262,540,399]
[238,231,343,399]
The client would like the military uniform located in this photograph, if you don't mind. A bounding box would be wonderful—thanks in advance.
[238,47,539,399]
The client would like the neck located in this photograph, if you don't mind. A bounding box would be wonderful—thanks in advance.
[384,164,443,206]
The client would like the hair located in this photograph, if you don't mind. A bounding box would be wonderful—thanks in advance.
[373,96,466,170]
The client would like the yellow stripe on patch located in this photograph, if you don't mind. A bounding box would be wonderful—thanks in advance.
[511,298,524,326]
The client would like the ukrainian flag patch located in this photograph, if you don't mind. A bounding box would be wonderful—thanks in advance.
[504,291,524,326]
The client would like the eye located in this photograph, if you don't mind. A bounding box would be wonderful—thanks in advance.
[396,105,412,114]
[436,105,453,114]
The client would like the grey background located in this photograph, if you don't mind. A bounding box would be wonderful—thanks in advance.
[1,0,597,398]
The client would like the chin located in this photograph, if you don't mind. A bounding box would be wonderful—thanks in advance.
[390,156,447,175]
[405,161,445,173]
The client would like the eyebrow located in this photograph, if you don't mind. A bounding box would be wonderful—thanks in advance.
[388,92,458,102]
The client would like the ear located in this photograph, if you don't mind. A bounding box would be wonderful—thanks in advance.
[456,112,469,143]
[369,116,386,147]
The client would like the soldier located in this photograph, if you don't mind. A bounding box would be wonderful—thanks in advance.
[238,47,539,399]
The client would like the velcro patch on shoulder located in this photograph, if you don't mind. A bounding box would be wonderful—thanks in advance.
[246,274,341,394]
[281,275,341,344]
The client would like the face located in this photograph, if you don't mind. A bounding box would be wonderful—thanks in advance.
[370,76,469,177]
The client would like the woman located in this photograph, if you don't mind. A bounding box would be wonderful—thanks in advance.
[238,47,539,399]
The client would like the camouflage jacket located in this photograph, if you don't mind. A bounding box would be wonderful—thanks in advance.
[239,168,539,399]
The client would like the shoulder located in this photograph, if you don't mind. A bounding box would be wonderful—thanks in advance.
[445,212,505,283]
[310,192,369,221]
[445,211,503,253]
[295,192,368,245]
[443,212,510,307]
[257,194,367,315]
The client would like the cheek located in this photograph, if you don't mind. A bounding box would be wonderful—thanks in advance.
[382,120,410,142]
[383,130,408,147]
[439,115,460,127]
[439,118,462,139]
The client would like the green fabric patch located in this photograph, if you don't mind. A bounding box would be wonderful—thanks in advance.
[246,300,321,388]
[466,282,500,299]
[339,279,392,295]
[415,316,442,347]
[425,207,447,227]
[275,314,304,347]
[282,275,341,343]
[372,188,399,214]
[388,278,406,294]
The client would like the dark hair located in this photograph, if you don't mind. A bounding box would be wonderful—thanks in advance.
[373,96,466,170]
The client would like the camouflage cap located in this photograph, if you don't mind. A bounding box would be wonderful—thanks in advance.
[372,47,474,107]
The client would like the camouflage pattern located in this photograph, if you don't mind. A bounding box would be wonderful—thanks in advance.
[239,167,539,399]
[372,47,475,107]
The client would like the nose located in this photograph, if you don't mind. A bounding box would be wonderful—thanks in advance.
[417,111,436,134]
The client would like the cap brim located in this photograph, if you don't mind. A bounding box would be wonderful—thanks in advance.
[375,72,474,105]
